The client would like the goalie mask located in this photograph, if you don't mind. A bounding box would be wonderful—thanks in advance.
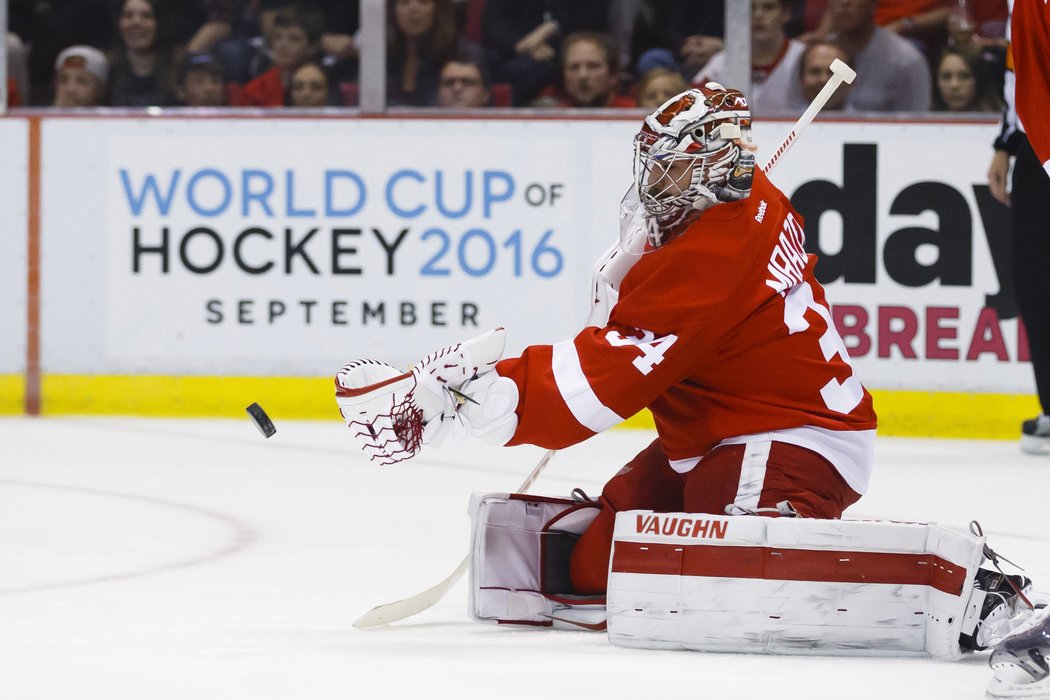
[630,83,758,249]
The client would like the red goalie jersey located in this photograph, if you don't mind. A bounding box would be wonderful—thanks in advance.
[496,167,877,494]
[1012,0,1050,174]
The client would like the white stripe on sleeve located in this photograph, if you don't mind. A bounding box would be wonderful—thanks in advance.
[551,340,625,433]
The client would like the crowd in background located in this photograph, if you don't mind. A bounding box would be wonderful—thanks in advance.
[3,0,1009,113]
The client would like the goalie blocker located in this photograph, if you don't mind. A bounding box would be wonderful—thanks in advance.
[469,493,1010,659]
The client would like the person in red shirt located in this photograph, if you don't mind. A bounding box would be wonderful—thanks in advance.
[6,77,20,107]
[235,3,324,107]
[336,84,878,595]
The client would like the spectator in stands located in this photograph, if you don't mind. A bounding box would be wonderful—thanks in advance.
[795,39,853,111]
[825,0,931,111]
[618,0,725,81]
[235,3,324,107]
[802,0,1008,53]
[437,55,491,108]
[315,0,360,86]
[931,45,1002,112]
[693,0,806,115]
[174,52,226,107]
[387,0,467,107]
[952,0,1009,52]
[879,1,953,39]
[204,1,359,87]
[17,0,115,105]
[183,2,235,55]
[480,0,609,106]
[7,33,30,106]
[108,0,182,107]
[635,67,688,109]
[286,61,333,106]
[207,0,277,86]
[53,45,108,107]
[533,32,634,108]
[5,78,19,106]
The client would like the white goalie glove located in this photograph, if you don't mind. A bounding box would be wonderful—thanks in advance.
[334,328,519,465]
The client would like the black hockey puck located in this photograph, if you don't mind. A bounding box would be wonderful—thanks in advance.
[246,402,277,438]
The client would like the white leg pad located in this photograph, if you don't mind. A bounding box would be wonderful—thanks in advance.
[607,511,986,658]
[468,492,605,629]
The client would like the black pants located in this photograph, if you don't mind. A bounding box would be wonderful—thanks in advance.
[1010,136,1050,412]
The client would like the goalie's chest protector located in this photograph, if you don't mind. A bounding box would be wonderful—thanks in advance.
[607,169,876,461]
[606,511,985,659]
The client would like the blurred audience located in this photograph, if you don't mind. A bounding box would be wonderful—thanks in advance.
[481,0,609,106]
[53,45,108,107]
[795,39,853,110]
[175,52,226,107]
[931,45,1002,112]
[7,33,31,106]
[635,67,687,109]
[388,0,468,106]
[956,0,1009,50]
[619,0,725,80]
[108,0,182,107]
[438,55,491,108]
[16,0,115,105]
[533,31,634,108]
[287,60,332,106]
[825,0,931,111]
[207,0,277,86]
[877,0,954,58]
[8,0,1005,113]
[235,3,324,106]
[5,78,18,106]
[694,0,805,115]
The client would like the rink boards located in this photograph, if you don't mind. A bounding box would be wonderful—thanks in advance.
[0,114,1037,436]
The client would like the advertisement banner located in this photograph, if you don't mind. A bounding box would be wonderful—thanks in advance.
[760,120,1025,393]
[40,116,1026,397]
[42,118,635,376]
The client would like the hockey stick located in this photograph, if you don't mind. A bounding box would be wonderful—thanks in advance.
[763,58,856,173]
[354,64,857,629]
[352,448,556,628]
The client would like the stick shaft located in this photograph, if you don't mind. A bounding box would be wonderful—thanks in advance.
[763,69,850,173]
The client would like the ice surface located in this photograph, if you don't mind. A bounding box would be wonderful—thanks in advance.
[1,417,1046,700]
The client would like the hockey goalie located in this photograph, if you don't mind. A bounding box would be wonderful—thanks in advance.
[334,84,1039,664]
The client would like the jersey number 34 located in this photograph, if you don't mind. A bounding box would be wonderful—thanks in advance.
[605,329,679,376]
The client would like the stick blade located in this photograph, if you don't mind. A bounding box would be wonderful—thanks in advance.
[830,58,857,84]
[353,556,469,628]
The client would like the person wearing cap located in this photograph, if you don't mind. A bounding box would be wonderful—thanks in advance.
[176,52,226,107]
[53,45,108,107]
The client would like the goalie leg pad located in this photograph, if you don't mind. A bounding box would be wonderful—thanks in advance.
[468,492,606,629]
[606,512,986,659]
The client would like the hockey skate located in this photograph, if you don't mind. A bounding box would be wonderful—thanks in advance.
[1020,415,1050,455]
[961,568,1036,652]
[987,606,1050,699]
